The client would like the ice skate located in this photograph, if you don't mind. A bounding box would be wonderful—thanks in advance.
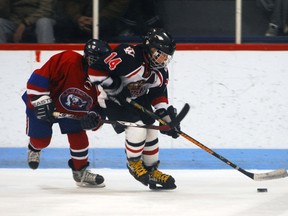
[28,149,41,170]
[68,159,105,188]
[127,158,149,186]
[147,161,176,190]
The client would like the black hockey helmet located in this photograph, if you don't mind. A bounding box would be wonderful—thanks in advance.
[143,28,176,69]
[84,39,111,66]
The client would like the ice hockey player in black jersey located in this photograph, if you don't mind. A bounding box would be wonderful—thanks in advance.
[88,28,180,190]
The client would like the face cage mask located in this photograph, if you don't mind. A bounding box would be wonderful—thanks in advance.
[149,49,173,69]
[86,55,99,66]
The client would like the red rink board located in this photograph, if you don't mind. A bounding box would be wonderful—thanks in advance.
[0,43,288,51]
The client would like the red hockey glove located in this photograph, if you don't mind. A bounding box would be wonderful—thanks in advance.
[155,106,180,139]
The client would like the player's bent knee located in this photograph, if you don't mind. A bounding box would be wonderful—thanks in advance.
[126,122,147,143]
[30,137,51,149]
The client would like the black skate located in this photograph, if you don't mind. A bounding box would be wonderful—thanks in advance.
[127,158,149,186]
[147,161,176,190]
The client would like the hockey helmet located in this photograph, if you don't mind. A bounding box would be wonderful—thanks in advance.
[143,28,176,69]
[84,39,111,66]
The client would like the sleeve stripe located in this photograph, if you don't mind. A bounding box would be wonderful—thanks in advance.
[28,73,49,89]
[125,65,143,78]
[27,89,50,96]
[151,96,168,110]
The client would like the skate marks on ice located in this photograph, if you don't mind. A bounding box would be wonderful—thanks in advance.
[0,169,287,216]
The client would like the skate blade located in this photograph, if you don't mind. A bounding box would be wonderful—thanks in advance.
[76,182,106,188]
[149,183,177,190]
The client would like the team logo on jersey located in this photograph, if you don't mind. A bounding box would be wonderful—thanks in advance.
[59,88,93,112]
[127,80,147,98]
[124,46,135,57]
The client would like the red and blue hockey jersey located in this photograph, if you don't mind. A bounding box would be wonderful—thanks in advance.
[24,50,99,117]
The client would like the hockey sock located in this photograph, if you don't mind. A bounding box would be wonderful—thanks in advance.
[67,131,89,170]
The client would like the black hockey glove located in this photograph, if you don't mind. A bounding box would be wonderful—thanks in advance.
[31,95,56,123]
[80,111,102,130]
[101,76,122,96]
[155,106,180,139]
[100,76,132,106]
[112,86,131,106]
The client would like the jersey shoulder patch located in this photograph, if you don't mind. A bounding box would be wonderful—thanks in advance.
[115,44,137,59]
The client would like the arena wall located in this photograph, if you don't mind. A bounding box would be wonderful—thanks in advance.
[0,44,287,169]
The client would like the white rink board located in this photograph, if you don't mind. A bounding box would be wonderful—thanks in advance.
[0,50,288,149]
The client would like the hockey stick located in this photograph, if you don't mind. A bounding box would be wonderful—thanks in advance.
[126,98,288,181]
[53,112,177,131]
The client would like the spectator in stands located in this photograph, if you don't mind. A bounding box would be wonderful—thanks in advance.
[99,0,130,41]
[0,0,56,43]
[118,0,163,37]
[55,0,92,43]
[258,0,288,36]
[55,0,130,43]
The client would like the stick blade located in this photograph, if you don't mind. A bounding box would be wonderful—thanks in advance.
[169,103,190,129]
[253,169,288,181]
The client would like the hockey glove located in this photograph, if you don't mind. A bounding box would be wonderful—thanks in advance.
[101,76,130,106]
[112,86,131,106]
[101,76,123,96]
[31,95,56,122]
[80,111,102,130]
[155,106,180,139]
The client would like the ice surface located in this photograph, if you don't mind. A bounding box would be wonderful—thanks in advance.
[0,169,287,216]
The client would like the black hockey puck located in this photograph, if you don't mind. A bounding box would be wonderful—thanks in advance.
[257,188,268,192]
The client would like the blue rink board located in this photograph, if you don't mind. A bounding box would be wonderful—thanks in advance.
[1,148,288,169]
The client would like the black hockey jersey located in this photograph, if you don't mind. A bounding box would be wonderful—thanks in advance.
[88,43,170,110]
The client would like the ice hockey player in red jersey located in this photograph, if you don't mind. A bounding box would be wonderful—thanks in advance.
[88,28,180,190]
[22,39,111,187]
